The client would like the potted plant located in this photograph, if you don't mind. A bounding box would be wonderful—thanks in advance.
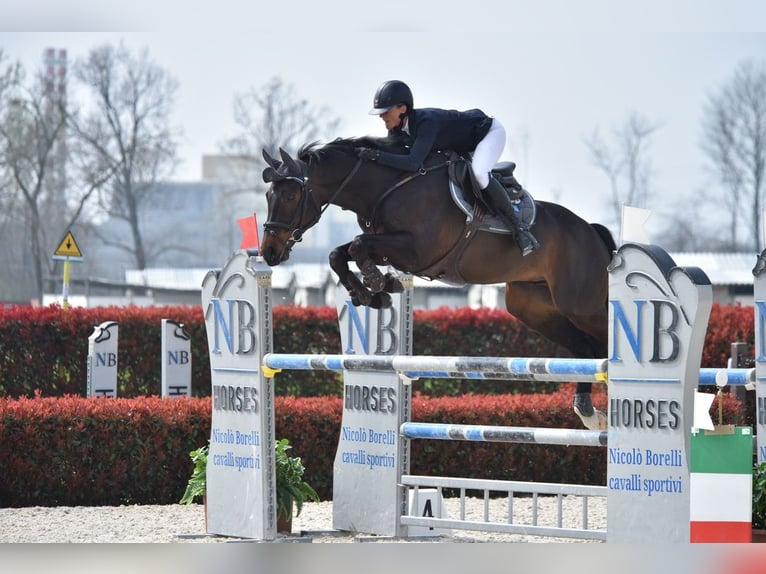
[753,461,766,542]
[180,439,319,534]
[275,437,319,533]
[180,444,208,505]
[180,444,209,530]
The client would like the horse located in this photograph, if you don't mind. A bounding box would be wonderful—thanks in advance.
[259,137,616,430]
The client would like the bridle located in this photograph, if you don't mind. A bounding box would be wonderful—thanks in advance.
[263,156,364,257]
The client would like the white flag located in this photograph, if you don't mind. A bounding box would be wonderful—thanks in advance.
[620,205,651,244]
[692,389,715,433]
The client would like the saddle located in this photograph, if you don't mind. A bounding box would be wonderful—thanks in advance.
[410,155,538,283]
[447,154,537,235]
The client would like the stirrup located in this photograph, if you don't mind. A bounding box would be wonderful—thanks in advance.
[518,229,539,256]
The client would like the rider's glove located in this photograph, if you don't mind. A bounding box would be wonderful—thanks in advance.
[356,147,379,161]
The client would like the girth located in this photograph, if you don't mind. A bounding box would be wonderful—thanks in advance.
[413,210,482,284]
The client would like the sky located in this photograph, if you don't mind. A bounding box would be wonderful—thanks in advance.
[2,0,766,234]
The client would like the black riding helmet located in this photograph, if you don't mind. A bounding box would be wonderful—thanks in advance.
[368,80,413,115]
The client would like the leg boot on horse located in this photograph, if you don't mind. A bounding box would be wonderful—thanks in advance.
[573,383,607,430]
[483,177,540,256]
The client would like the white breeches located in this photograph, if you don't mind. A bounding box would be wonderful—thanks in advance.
[472,118,506,189]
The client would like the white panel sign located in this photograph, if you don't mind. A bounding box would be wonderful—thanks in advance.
[607,243,712,543]
[201,251,276,540]
[161,319,192,398]
[333,277,413,537]
[86,321,118,397]
[753,249,766,463]
[407,489,451,537]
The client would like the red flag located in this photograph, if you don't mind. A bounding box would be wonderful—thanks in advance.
[237,214,260,250]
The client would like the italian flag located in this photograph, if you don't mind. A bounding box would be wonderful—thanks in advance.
[690,426,753,543]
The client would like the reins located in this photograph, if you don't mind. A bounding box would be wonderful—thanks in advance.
[264,150,451,264]
[364,159,451,229]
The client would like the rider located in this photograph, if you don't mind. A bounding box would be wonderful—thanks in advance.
[359,80,539,256]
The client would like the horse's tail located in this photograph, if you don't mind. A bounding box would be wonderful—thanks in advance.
[591,223,617,254]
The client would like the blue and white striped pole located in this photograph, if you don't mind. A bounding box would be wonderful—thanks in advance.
[401,422,607,447]
[262,353,754,387]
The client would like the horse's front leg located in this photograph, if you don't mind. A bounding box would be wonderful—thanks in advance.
[329,242,374,307]
[348,232,414,294]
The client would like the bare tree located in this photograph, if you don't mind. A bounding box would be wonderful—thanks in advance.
[69,42,180,270]
[0,56,111,302]
[220,76,341,196]
[652,192,730,252]
[701,59,766,251]
[584,112,660,227]
[0,51,21,230]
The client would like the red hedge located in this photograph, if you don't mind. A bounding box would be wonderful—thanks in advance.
[0,394,210,506]
[0,302,753,399]
[0,388,743,507]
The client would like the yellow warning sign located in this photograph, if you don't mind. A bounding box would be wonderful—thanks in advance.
[53,231,83,258]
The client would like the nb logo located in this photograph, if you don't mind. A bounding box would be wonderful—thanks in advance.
[208,298,258,356]
[95,352,117,367]
[610,299,681,363]
[339,302,399,355]
[168,350,190,365]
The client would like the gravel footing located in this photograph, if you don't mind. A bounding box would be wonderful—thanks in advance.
[0,496,606,543]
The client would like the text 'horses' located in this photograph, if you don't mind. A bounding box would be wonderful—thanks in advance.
[260,137,615,429]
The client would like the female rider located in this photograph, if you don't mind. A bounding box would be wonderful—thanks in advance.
[359,80,538,256]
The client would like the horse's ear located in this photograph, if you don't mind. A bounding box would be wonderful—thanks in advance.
[262,148,281,170]
[279,147,302,177]
[262,166,280,183]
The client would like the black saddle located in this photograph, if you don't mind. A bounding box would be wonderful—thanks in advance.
[444,154,536,234]
[493,161,523,196]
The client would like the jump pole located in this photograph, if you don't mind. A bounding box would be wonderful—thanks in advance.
[262,353,754,387]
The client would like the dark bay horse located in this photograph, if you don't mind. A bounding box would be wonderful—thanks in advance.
[260,137,615,430]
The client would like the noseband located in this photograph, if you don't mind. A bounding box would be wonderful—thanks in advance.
[264,157,364,256]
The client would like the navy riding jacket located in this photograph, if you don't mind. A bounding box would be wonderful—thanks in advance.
[375,108,493,172]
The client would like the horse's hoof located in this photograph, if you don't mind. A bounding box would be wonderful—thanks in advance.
[576,408,607,430]
[384,274,404,293]
[573,394,606,430]
[363,273,386,293]
[348,288,372,307]
[369,292,392,309]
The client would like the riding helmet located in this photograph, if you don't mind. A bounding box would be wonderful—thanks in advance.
[368,80,413,115]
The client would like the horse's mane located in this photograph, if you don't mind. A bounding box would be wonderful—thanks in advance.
[297,135,408,164]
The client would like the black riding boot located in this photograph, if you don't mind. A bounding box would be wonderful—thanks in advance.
[482,177,540,256]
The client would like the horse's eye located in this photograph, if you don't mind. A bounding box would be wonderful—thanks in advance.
[284,190,297,202]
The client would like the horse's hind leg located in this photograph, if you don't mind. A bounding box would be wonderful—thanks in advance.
[543,281,609,430]
[504,282,607,430]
